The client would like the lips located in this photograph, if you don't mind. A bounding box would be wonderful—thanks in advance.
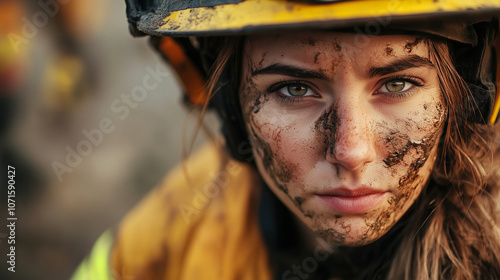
[316,187,388,214]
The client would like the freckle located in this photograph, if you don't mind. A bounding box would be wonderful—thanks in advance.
[423,104,428,110]
[334,214,342,219]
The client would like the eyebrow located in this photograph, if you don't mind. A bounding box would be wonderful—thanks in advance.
[369,55,435,77]
[251,63,329,80]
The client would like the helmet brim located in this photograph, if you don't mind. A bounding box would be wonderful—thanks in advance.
[137,0,500,43]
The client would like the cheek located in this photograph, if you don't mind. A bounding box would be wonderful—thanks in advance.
[361,99,445,232]
[247,110,321,186]
[377,93,446,173]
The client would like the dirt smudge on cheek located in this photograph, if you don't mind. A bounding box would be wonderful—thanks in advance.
[249,125,291,186]
[249,123,310,214]
[384,129,399,143]
[242,52,306,212]
[294,196,305,207]
[243,76,305,213]
[383,135,437,168]
[362,100,446,243]
[362,142,433,243]
[364,140,433,240]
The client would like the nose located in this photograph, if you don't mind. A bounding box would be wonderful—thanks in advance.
[325,101,376,171]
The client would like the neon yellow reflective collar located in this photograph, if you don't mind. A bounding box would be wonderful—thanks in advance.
[70,230,114,280]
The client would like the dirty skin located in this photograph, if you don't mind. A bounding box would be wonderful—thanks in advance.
[314,52,321,64]
[314,105,341,177]
[385,44,394,56]
[361,102,446,244]
[312,99,444,245]
[247,58,268,114]
[383,137,434,167]
[314,105,340,156]
[243,38,444,246]
[404,37,423,53]
[248,116,309,213]
[307,37,316,46]
[310,105,348,243]
[257,51,267,69]
[243,62,306,213]
[333,42,342,51]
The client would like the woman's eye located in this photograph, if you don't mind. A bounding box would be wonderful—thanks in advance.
[278,84,313,97]
[377,79,415,94]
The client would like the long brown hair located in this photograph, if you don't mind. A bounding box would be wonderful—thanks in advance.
[383,38,500,279]
[202,35,500,279]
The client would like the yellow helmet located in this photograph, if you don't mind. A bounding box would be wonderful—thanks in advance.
[125,0,500,124]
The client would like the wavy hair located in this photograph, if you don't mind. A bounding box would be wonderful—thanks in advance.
[383,38,500,279]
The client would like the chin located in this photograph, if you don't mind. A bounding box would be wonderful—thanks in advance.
[308,214,393,247]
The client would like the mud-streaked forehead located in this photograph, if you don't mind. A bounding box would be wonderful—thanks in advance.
[243,32,429,77]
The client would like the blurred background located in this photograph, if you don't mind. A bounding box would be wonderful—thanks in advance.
[0,0,219,279]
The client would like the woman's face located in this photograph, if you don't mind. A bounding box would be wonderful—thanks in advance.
[239,31,447,246]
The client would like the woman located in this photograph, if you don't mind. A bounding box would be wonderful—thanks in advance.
[73,1,500,279]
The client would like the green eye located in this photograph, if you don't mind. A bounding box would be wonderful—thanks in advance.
[269,81,315,100]
[287,85,308,96]
[385,80,406,92]
[375,76,423,99]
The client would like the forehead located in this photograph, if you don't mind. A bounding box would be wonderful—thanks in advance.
[244,31,428,68]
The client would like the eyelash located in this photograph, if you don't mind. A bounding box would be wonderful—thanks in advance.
[266,75,425,104]
[377,75,424,99]
[266,80,314,103]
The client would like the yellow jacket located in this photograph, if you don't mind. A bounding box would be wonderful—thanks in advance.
[72,142,272,280]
